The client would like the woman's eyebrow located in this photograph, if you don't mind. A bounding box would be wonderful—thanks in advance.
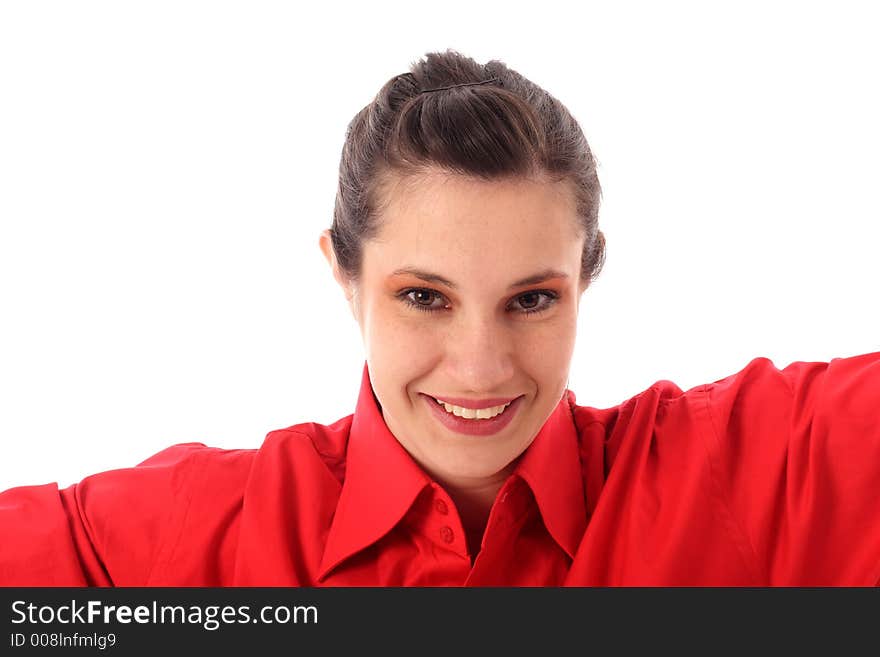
[390,267,569,290]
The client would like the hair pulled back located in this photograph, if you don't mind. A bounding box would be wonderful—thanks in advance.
[330,49,605,287]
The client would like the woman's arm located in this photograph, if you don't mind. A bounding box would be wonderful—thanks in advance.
[0,443,206,586]
[701,351,880,585]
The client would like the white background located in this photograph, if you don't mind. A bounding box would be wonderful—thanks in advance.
[1,1,877,489]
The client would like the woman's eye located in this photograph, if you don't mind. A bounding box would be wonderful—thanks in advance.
[404,289,446,311]
[411,290,433,305]
[510,291,558,314]
[514,292,544,311]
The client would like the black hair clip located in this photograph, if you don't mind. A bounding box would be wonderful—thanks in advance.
[419,77,502,94]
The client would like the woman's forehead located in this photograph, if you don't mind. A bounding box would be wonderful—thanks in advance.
[381,169,573,209]
[372,172,581,241]
[363,179,584,288]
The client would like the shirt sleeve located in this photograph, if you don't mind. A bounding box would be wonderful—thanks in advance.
[0,443,207,586]
[700,351,880,585]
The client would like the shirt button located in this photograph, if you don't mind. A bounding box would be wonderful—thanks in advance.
[439,526,454,544]
[434,499,449,515]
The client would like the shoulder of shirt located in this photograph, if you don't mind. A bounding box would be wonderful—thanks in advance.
[566,352,865,436]
[135,442,257,469]
[567,374,690,425]
[137,415,353,468]
[566,355,791,430]
[257,414,353,482]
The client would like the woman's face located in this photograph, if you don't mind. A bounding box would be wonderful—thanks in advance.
[321,171,588,489]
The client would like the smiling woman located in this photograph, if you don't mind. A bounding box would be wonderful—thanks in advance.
[1,49,879,587]
[319,172,589,555]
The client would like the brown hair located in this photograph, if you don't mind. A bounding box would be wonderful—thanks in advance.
[329,49,605,287]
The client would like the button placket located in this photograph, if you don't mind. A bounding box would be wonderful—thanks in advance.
[423,489,465,556]
[434,497,454,544]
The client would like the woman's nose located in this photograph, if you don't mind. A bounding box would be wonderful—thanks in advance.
[444,314,516,393]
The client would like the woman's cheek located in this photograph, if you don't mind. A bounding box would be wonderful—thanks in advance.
[525,316,578,377]
[369,314,439,362]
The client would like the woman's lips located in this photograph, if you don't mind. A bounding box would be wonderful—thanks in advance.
[422,393,523,436]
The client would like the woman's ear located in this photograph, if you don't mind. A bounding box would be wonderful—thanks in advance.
[319,229,352,295]
[319,229,359,317]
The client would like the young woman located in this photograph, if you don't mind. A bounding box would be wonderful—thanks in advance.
[2,50,878,586]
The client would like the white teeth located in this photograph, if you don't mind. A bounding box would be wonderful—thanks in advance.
[433,397,512,420]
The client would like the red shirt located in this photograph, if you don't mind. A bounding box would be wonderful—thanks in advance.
[2,353,879,586]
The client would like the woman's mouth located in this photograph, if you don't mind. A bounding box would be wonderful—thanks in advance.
[421,394,523,436]
[433,397,513,419]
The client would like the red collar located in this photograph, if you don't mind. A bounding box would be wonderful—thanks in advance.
[512,386,588,559]
[318,363,587,579]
